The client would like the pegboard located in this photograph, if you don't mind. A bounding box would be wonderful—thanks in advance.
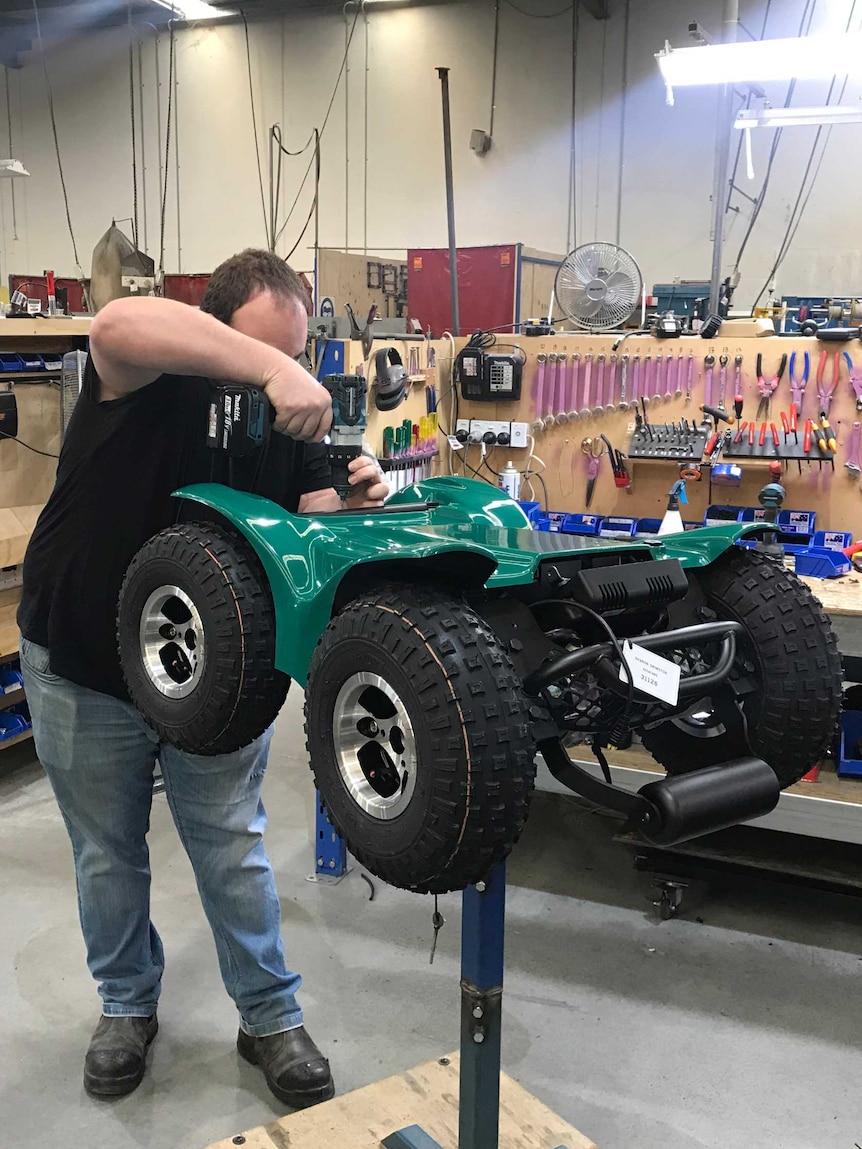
[451,331,862,537]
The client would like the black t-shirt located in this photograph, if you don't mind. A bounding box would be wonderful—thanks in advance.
[18,357,333,699]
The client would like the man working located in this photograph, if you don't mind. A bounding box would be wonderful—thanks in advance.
[18,250,388,1106]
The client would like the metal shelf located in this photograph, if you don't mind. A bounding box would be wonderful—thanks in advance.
[0,728,32,751]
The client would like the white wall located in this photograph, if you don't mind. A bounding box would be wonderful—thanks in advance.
[0,0,859,307]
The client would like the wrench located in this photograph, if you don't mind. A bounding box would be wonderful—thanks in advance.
[631,354,641,406]
[704,353,716,408]
[567,353,581,421]
[593,353,606,416]
[580,352,593,418]
[619,354,630,411]
[685,352,695,403]
[543,353,558,430]
[605,353,617,413]
[532,353,547,433]
[676,351,684,398]
[846,421,861,475]
[555,353,569,424]
[664,353,675,402]
[718,353,728,409]
[649,353,661,404]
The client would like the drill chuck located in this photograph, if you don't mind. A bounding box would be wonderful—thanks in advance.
[323,373,368,501]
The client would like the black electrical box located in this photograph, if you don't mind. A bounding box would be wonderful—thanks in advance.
[0,392,18,440]
[206,385,268,457]
[457,351,523,402]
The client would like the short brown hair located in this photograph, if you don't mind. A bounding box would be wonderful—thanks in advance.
[200,249,310,324]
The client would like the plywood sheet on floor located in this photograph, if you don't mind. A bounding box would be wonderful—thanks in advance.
[203,1053,597,1149]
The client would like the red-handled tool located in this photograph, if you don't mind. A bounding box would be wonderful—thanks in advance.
[759,421,767,447]
[780,411,790,440]
[704,430,720,456]
[789,402,798,442]
[733,353,744,420]
[733,420,748,444]
[748,421,755,447]
[803,418,813,454]
[770,422,779,450]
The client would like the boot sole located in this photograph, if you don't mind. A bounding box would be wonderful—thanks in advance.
[84,1021,158,1098]
[237,1039,335,1109]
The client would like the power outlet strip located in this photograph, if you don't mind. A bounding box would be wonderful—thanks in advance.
[455,419,530,448]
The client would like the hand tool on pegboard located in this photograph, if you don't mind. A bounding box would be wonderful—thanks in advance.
[543,353,558,430]
[645,353,659,404]
[663,353,675,401]
[733,353,744,419]
[789,349,809,422]
[704,353,716,407]
[846,422,861,475]
[718,353,729,410]
[655,352,665,403]
[580,352,593,418]
[567,353,581,422]
[755,352,787,421]
[843,350,862,411]
[631,353,641,407]
[816,348,840,417]
[593,353,606,416]
[346,303,378,360]
[685,352,695,403]
[556,353,569,424]
[532,353,547,433]
[601,433,631,489]
[605,353,617,413]
[582,436,605,507]
[619,354,630,411]
[671,352,683,399]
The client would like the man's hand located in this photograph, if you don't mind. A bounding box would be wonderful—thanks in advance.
[343,455,389,508]
[262,361,332,443]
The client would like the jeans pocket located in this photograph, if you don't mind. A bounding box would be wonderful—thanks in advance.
[20,637,58,680]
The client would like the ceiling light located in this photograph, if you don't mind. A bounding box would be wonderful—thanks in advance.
[657,33,862,91]
[735,105,862,129]
[148,0,234,21]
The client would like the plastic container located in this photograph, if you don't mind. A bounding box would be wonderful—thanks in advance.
[0,667,23,693]
[711,463,743,487]
[813,530,853,551]
[20,353,43,371]
[545,512,567,533]
[498,461,521,500]
[0,712,28,740]
[599,516,638,539]
[636,518,663,537]
[0,354,23,373]
[704,505,744,527]
[561,513,603,536]
[794,548,852,579]
[838,711,862,778]
[518,500,542,525]
[42,355,62,371]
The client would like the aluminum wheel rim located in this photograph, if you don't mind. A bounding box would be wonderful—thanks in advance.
[669,696,727,740]
[332,672,417,820]
[139,585,205,699]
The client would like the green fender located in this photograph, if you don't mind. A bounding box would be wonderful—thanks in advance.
[172,477,763,684]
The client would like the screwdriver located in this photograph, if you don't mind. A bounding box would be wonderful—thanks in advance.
[733,419,748,445]
[789,402,799,444]
[748,421,755,447]
[733,354,744,420]
[759,421,767,447]
[770,422,780,450]
[820,411,838,453]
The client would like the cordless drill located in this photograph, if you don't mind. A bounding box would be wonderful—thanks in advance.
[323,373,368,500]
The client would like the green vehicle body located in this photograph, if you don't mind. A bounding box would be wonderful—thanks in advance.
[174,475,761,687]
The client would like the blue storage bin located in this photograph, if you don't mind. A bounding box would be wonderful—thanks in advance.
[517,500,542,524]
[599,517,638,539]
[545,512,566,533]
[42,355,62,371]
[20,353,43,371]
[813,530,852,551]
[0,712,28,740]
[0,354,23,373]
[562,513,603,536]
[0,667,23,693]
[636,518,662,537]
[534,515,551,532]
[839,711,862,778]
[794,548,851,579]
[705,505,744,526]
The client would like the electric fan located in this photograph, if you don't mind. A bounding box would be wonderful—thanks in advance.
[60,350,87,437]
[555,241,643,331]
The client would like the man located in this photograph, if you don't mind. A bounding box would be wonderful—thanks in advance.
[18,250,387,1105]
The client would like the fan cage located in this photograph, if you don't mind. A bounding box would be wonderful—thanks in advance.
[555,242,643,332]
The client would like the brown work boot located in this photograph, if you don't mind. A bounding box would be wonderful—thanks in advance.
[237,1025,334,1109]
[83,1013,159,1097]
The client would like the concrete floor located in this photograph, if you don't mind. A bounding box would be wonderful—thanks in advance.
[2,689,862,1149]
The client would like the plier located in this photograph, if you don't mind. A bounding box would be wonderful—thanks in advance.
[816,348,840,416]
[600,433,631,489]
[843,351,862,411]
[755,352,787,421]
[788,350,809,418]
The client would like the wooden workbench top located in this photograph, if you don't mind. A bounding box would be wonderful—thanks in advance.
[798,573,862,618]
[0,317,90,337]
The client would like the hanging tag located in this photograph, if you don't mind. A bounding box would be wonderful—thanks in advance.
[619,640,680,706]
[448,434,464,452]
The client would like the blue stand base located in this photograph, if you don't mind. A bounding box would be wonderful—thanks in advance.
[383,864,570,1149]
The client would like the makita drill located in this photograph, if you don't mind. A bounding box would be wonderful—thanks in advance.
[323,373,368,500]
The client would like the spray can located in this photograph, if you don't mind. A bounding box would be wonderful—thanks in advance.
[499,460,521,500]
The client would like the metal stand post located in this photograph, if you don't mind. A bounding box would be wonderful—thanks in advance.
[382,864,569,1149]
[307,789,351,884]
[436,66,461,337]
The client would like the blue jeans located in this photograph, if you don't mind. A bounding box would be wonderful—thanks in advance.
[20,638,303,1037]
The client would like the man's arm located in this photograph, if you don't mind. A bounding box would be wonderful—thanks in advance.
[89,297,331,442]
[298,455,389,514]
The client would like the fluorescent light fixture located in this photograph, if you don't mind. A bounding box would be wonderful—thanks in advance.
[735,105,862,129]
[148,0,234,20]
[0,159,29,178]
[657,33,862,89]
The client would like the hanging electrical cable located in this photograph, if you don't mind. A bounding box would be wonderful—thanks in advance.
[268,7,361,258]
[284,131,320,261]
[750,0,861,313]
[727,0,816,279]
[31,0,83,275]
[566,1,579,252]
[158,18,176,285]
[241,10,270,248]
[4,67,18,242]
[128,1,139,248]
